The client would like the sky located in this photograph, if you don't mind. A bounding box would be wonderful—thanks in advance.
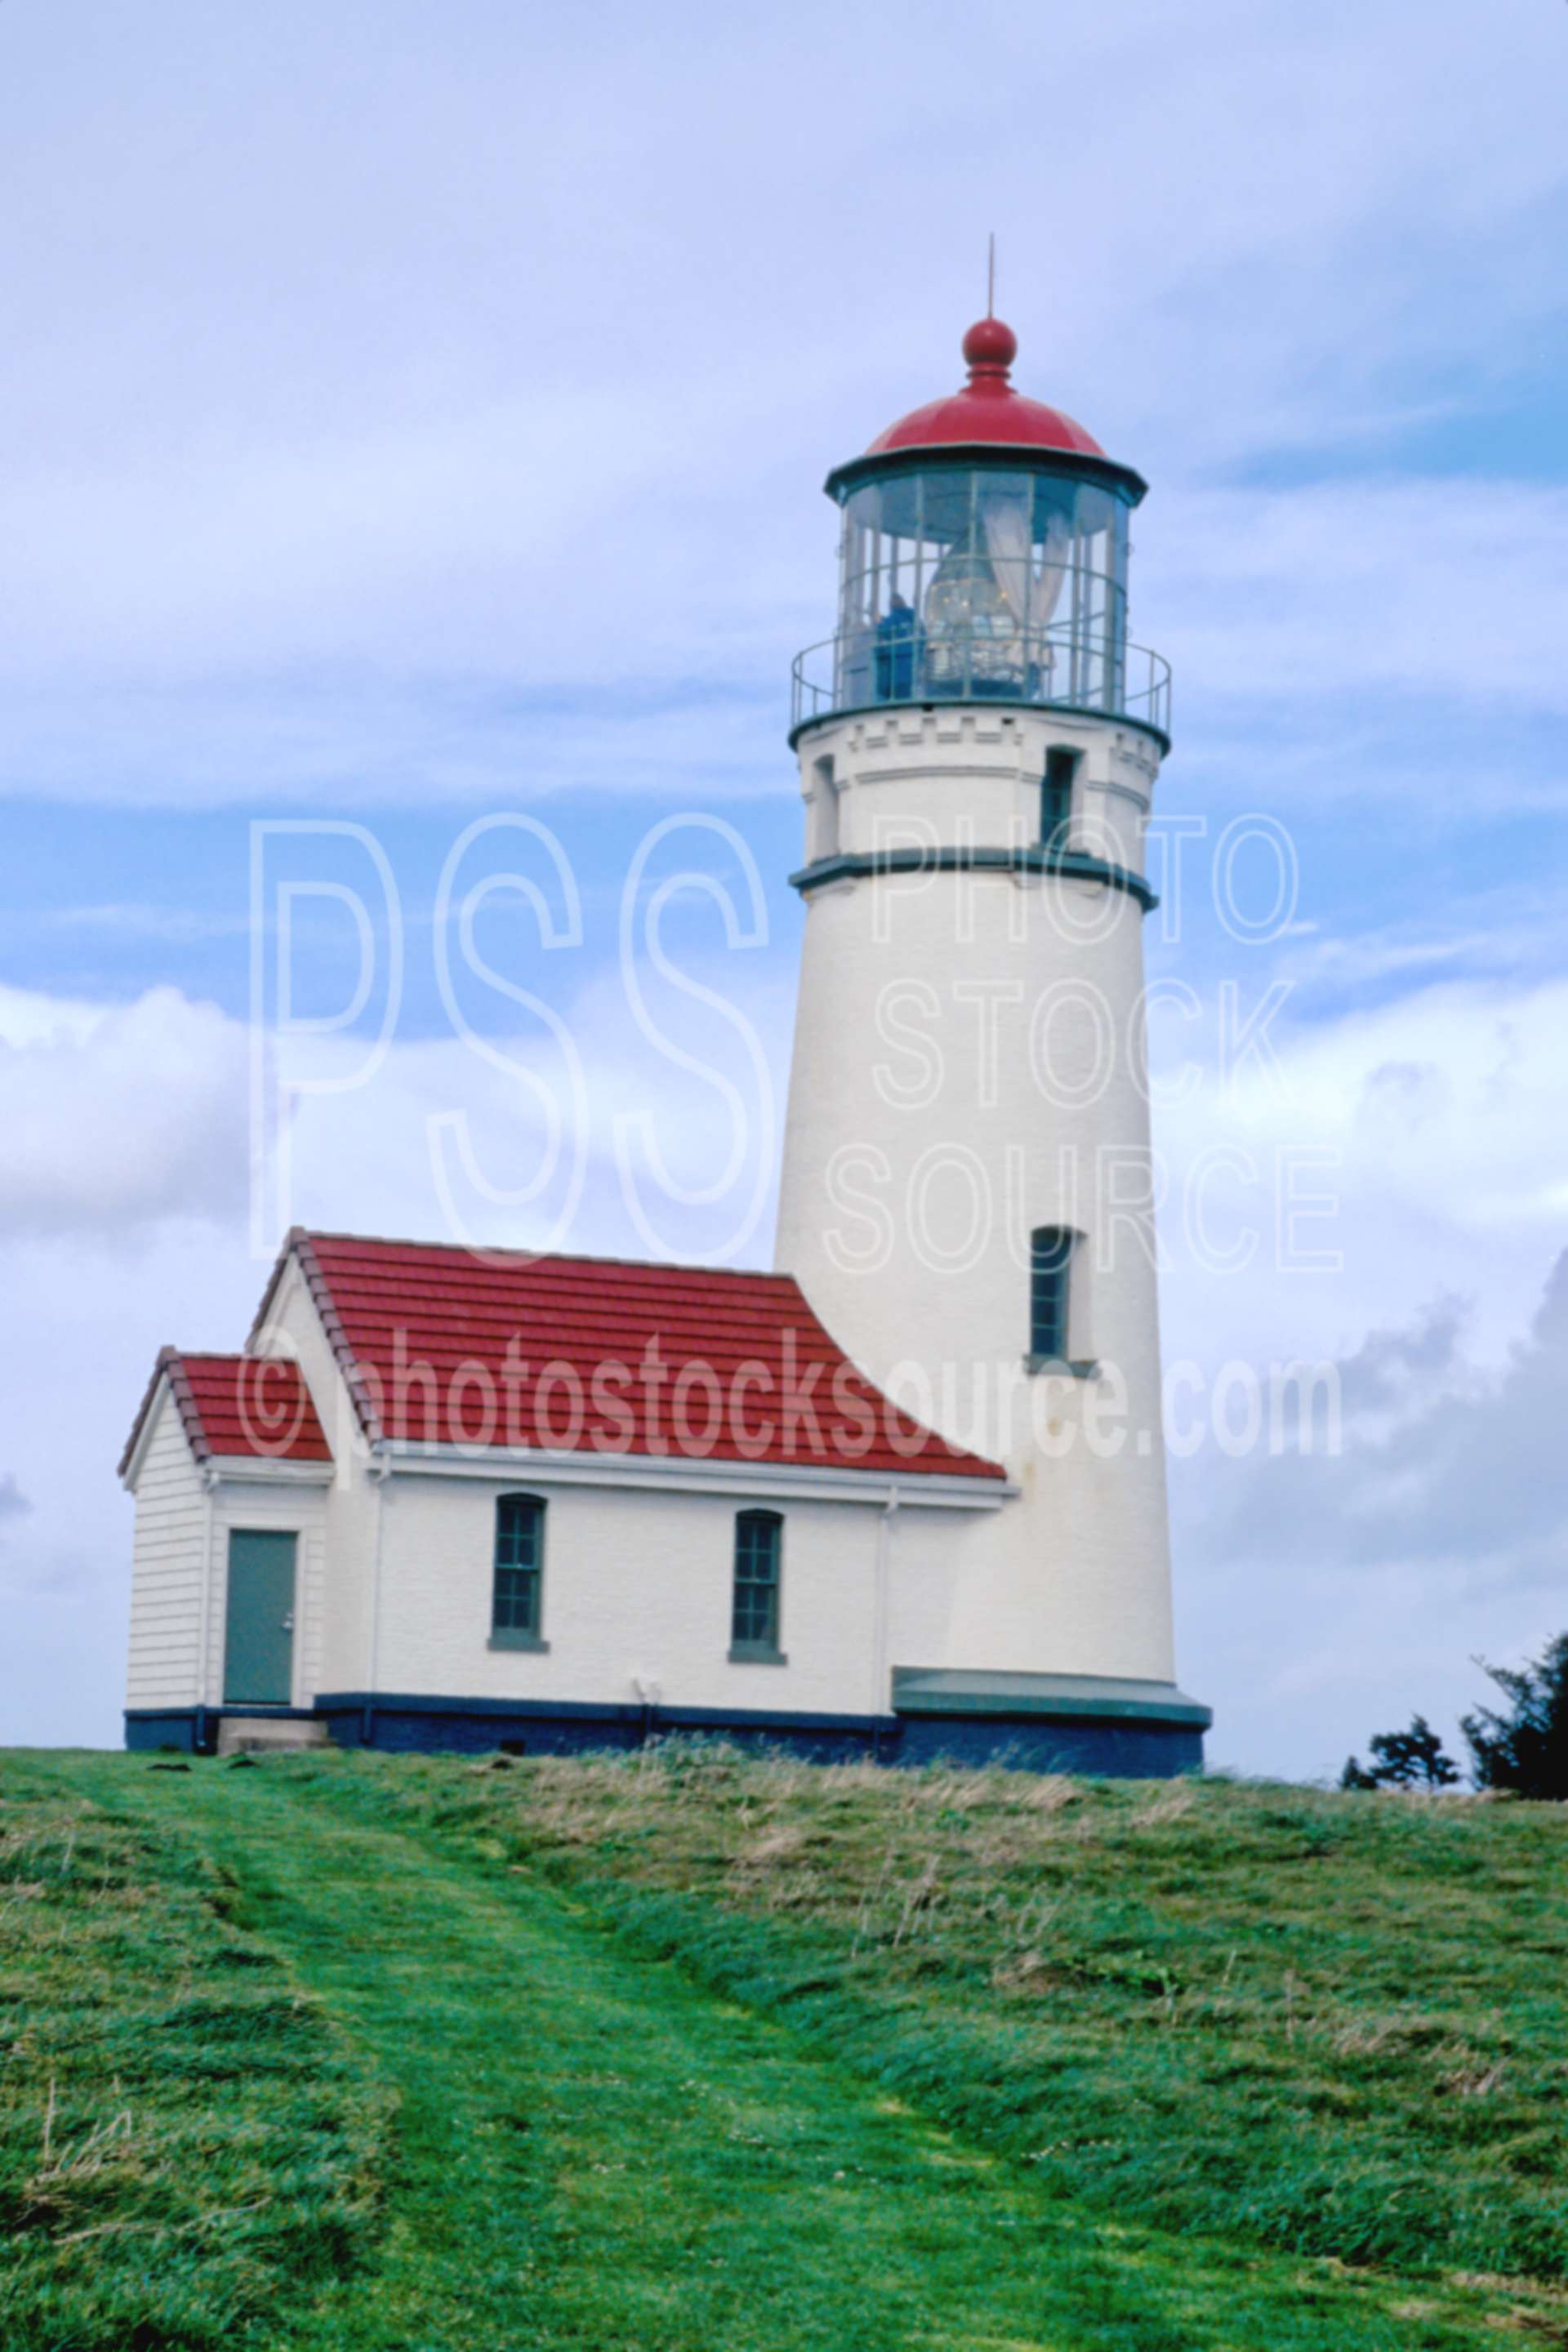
[2,0,1566,1775]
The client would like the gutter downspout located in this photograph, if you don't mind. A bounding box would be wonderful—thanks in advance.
[632,1674,662,1749]
[363,1447,391,1748]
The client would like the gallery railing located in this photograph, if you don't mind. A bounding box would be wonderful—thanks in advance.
[791,622,1171,738]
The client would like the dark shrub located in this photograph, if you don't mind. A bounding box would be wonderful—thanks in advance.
[1341,1715,1459,1791]
[1463,1633,1568,1800]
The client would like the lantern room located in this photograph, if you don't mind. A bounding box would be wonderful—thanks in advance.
[791,318,1170,742]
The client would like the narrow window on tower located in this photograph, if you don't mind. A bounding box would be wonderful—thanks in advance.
[814,755,840,859]
[730,1510,785,1662]
[1028,1227,1078,1367]
[490,1494,548,1649]
[1040,749,1080,852]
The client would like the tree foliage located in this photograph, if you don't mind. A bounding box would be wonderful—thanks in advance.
[1462,1632,1568,1800]
[1340,1714,1459,1793]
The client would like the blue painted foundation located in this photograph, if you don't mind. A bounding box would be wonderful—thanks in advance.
[127,1692,1205,1775]
[315,1694,902,1765]
[125,1705,312,1755]
[125,1710,207,1754]
[893,1713,1204,1775]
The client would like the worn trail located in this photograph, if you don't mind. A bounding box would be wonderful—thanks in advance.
[90,1759,1475,2351]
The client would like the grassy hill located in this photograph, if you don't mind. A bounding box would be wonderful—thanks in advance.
[4,1747,1568,2349]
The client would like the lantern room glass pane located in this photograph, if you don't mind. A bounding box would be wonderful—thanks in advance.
[833,463,1132,720]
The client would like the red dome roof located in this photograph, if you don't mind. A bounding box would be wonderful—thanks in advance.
[866,316,1105,461]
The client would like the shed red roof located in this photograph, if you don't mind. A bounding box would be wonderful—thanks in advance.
[252,1230,1004,1481]
[865,316,1105,461]
[119,1349,332,1480]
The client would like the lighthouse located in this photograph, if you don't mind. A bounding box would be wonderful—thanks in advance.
[777,314,1209,1769]
[117,310,1207,1779]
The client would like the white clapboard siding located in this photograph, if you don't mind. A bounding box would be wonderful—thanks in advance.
[125,1388,209,1708]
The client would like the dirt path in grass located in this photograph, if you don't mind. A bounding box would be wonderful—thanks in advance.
[90,1758,1490,2352]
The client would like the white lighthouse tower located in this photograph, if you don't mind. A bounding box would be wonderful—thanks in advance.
[777,313,1209,1771]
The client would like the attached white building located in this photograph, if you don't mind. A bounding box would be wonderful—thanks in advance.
[122,313,1210,1772]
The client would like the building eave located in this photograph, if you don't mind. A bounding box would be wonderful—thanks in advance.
[247,1227,385,1446]
[206,1456,337,1489]
[824,441,1148,508]
[376,1440,1015,1510]
[119,1358,180,1491]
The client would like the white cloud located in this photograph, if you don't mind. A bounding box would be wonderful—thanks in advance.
[1152,969,1568,1371]
[0,908,798,1250]
[1151,479,1568,726]
[0,2,1565,804]
[1217,1258,1568,1587]
[0,983,250,1236]
[25,904,252,945]
[1139,956,1568,1775]
[1177,1252,1568,1784]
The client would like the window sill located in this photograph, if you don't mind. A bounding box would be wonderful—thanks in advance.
[728,1644,789,1667]
[488,1631,550,1653]
[1023,1355,1100,1381]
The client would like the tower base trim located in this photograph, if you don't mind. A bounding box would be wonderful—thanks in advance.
[891,1667,1211,1726]
[890,1668,1210,1775]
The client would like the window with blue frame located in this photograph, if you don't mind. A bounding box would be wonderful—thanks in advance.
[1029,1227,1077,1364]
[492,1494,546,1642]
[731,1510,783,1657]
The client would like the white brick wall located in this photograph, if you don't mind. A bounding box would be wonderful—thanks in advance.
[374,1473,911,1714]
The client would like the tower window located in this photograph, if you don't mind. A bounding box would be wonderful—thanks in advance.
[1029,1227,1077,1365]
[814,755,840,859]
[1040,749,1079,849]
[490,1494,548,1649]
[730,1510,785,1661]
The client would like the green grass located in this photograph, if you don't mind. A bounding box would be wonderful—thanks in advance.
[6,1746,1568,2349]
[393,1744,1568,2280]
[0,1757,387,2350]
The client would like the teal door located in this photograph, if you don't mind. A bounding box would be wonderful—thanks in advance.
[223,1530,297,1705]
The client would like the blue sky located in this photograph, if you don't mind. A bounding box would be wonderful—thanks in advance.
[2,0,1566,1770]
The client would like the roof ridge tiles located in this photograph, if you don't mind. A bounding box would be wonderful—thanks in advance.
[301,1228,800,1284]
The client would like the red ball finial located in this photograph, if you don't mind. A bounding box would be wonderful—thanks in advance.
[962,315,1018,376]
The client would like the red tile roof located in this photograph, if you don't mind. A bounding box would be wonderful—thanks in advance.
[119,1348,332,1480]
[249,1230,1004,1481]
